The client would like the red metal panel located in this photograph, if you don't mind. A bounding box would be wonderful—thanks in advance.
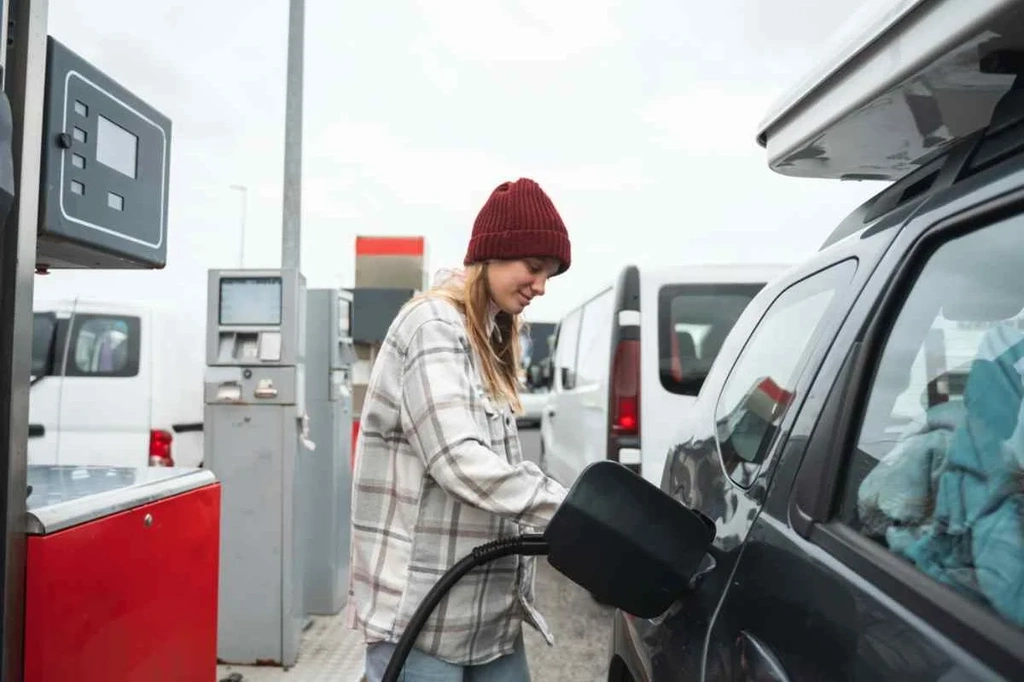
[25,483,221,682]
[355,235,424,256]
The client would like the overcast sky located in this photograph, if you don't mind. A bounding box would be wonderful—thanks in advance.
[35,0,890,323]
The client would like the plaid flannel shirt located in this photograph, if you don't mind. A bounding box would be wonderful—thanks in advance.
[348,296,568,666]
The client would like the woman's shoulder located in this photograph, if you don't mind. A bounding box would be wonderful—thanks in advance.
[391,294,464,341]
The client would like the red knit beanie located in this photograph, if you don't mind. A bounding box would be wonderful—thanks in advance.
[464,178,571,275]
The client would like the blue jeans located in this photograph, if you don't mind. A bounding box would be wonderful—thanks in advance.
[364,633,530,682]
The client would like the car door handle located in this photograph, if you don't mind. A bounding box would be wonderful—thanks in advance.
[28,424,44,438]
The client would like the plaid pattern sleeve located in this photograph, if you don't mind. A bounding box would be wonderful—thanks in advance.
[348,298,568,666]
[400,316,565,527]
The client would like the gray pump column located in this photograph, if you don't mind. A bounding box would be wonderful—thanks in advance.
[203,268,311,668]
[301,288,354,616]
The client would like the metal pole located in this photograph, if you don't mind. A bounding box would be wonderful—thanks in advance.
[230,184,247,267]
[0,1,48,680]
[281,0,304,271]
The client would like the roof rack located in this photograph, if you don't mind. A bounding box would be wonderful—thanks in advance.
[818,68,1024,250]
[758,0,1024,182]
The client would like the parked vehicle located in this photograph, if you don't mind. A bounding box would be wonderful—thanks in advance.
[30,299,205,469]
[538,263,788,487]
[608,0,1024,679]
[516,386,547,428]
[518,321,556,428]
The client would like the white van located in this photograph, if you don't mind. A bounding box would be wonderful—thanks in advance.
[539,263,789,487]
[29,299,206,469]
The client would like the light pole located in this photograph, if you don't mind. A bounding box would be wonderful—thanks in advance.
[281,0,304,271]
[229,184,247,267]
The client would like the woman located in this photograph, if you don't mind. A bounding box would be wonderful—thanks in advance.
[349,177,572,681]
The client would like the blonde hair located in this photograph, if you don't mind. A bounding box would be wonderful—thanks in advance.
[415,264,524,413]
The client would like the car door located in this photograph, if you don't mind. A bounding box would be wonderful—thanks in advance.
[629,253,865,680]
[542,307,582,486]
[702,188,1024,680]
[564,289,614,479]
[27,311,63,464]
[56,310,150,467]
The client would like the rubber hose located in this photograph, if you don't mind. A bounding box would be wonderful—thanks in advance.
[381,534,550,682]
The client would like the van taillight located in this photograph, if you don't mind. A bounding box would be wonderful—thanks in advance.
[149,429,174,467]
[611,340,640,435]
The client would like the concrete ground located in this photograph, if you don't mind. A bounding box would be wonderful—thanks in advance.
[519,428,616,682]
[523,561,615,681]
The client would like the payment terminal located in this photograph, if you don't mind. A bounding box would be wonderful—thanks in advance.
[202,268,308,667]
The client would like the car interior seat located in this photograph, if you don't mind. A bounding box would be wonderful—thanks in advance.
[669,330,697,383]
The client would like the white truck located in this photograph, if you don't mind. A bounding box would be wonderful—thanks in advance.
[29,298,206,469]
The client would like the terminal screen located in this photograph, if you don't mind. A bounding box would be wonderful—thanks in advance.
[95,115,139,179]
[219,277,282,326]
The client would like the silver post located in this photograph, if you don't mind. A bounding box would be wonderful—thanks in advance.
[1,1,49,679]
[229,184,247,267]
[281,0,304,271]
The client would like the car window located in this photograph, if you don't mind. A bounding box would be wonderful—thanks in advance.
[31,313,57,379]
[554,308,582,390]
[658,283,765,396]
[715,262,855,487]
[522,323,555,371]
[64,315,140,378]
[575,289,614,387]
[838,215,1024,632]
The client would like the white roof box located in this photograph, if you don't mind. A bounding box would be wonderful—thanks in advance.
[758,0,1024,181]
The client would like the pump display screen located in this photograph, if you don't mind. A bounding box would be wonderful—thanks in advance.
[219,277,282,326]
[95,115,139,179]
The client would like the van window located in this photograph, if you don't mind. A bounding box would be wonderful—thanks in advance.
[32,313,57,380]
[715,262,854,487]
[658,284,764,396]
[63,315,141,378]
[838,215,1024,631]
[554,308,583,390]
[575,290,615,387]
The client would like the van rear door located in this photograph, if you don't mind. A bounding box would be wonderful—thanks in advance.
[641,269,779,485]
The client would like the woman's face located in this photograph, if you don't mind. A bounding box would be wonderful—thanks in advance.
[486,257,561,314]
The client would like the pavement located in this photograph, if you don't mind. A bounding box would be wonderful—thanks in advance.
[518,428,616,681]
[216,612,364,681]
[524,561,615,681]
[215,427,615,681]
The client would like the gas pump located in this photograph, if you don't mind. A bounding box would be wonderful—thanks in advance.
[301,287,354,616]
[203,268,310,667]
[0,3,228,681]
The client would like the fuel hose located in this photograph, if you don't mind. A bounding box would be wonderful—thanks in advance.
[381,533,550,682]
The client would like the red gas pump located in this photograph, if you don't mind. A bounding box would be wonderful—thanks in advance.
[23,468,220,682]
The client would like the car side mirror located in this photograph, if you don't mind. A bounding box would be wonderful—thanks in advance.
[544,461,716,618]
[718,376,795,466]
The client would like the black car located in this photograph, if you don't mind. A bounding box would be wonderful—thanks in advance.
[609,1,1024,679]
